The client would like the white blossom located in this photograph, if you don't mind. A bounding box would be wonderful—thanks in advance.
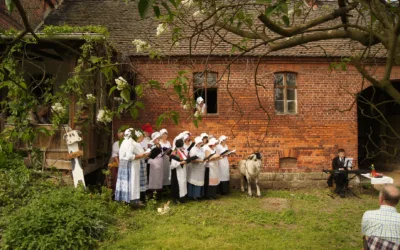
[86,94,96,103]
[194,110,200,117]
[156,23,168,37]
[51,102,66,115]
[183,104,190,110]
[97,108,113,124]
[132,39,151,53]
[115,76,128,91]
[181,0,194,7]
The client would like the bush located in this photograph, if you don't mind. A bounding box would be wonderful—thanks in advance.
[0,149,31,208]
[2,187,117,250]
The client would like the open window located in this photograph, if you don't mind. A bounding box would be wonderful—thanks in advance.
[193,71,218,114]
[274,72,297,114]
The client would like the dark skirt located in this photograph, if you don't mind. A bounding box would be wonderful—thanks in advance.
[110,167,118,191]
[218,181,230,195]
[187,183,202,198]
[171,168,180,200]
[203,168,217,198]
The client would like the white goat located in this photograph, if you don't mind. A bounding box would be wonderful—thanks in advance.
[238,153,262,197]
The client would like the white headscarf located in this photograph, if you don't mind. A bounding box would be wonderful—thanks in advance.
[208,137,219,146]
[196,96,204,105]
[119,128,135,161]
[160,128,168,135]
[172,131,190,150]
[219,135,227,143]
[194,136,203,145]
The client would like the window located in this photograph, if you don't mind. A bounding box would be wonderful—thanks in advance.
[274,73,297,114]
[193,71,218,114]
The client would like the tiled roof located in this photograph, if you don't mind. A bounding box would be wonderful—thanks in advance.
[43,0,386,58]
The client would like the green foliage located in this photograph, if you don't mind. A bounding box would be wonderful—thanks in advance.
[42,25,109,37]
[2,186,119,250]
[5,0,14,12]
[0,148,31,209]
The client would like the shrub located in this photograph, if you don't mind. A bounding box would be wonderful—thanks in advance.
[0,148,31,208]
[2,187,116,250]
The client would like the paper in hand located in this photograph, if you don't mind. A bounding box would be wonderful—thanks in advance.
[204,152,216,161]
[149,147,162,159]
[220,149,236,156]
[185,155,199,164]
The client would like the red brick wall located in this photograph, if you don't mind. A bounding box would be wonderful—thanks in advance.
[0,0,58,30]
[112,57,400,173]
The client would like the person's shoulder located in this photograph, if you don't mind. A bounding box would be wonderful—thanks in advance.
[362,209,381,219]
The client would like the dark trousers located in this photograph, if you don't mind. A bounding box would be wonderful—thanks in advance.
[334,173,348,193]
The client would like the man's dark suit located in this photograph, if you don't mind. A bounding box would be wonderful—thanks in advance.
[331,156,348,194]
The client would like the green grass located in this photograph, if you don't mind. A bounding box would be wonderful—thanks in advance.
[101,188,384,250]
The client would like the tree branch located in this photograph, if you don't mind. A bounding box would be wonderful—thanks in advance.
[269,29,380,51]
[258,2,358,37]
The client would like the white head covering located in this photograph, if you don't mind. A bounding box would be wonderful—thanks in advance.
[208,137,219,146]
[200,133,208,139]
[135,130,143,138]
[124,128,133,139]
[219,135,227,142]
[160,128,168,135]
[196,96,204,105]
[194,136,203,145]
[119,128,135,160]
[151,132,161,142]
[183,133,190,141]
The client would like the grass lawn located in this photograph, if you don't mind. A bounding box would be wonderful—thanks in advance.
[101,187,384,250]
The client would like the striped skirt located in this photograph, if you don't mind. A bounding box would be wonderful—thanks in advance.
[140,159,148,192]
[115,160,132,203]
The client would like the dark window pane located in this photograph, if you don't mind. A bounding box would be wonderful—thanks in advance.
[287,73,296,86]
[275,101,284,113]
[275,88,284,101]
[207,72,217,87]
[193,72,204,87]
[206,88,218,113]
[287,101,297,113]
[274,74,283,86]
[287,89,296,100]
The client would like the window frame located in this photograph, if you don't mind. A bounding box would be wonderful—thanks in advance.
[193,71,218,115]
[274,72,298,115]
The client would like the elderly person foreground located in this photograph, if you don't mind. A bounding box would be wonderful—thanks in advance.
[362,184,400,248]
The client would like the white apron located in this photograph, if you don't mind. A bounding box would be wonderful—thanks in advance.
[216,144,230,182]
[187,146,205,186]
[170,150,188,198]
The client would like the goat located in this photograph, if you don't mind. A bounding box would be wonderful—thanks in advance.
[238,153,262,197]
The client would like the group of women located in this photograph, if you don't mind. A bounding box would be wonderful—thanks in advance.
[112,124,232,205]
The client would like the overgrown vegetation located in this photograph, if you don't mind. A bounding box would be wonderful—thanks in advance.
[0,139,129,249]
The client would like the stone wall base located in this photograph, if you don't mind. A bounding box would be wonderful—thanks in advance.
[230,172,360,190]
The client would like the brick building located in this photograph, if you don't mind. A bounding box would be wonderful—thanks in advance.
[0,0,59,30]
[39,0,400,187]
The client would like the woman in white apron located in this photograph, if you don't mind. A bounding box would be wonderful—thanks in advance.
[170,137,188,203]
[203,138,221,199]
[187,136,205,200]
[115,129,148,204]
[147,132,164,197]
[159,128,171,187]
[216,135,230,195]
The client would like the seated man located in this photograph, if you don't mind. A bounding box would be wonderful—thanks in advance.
[362,184,400,245]
[331,149,349,197]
